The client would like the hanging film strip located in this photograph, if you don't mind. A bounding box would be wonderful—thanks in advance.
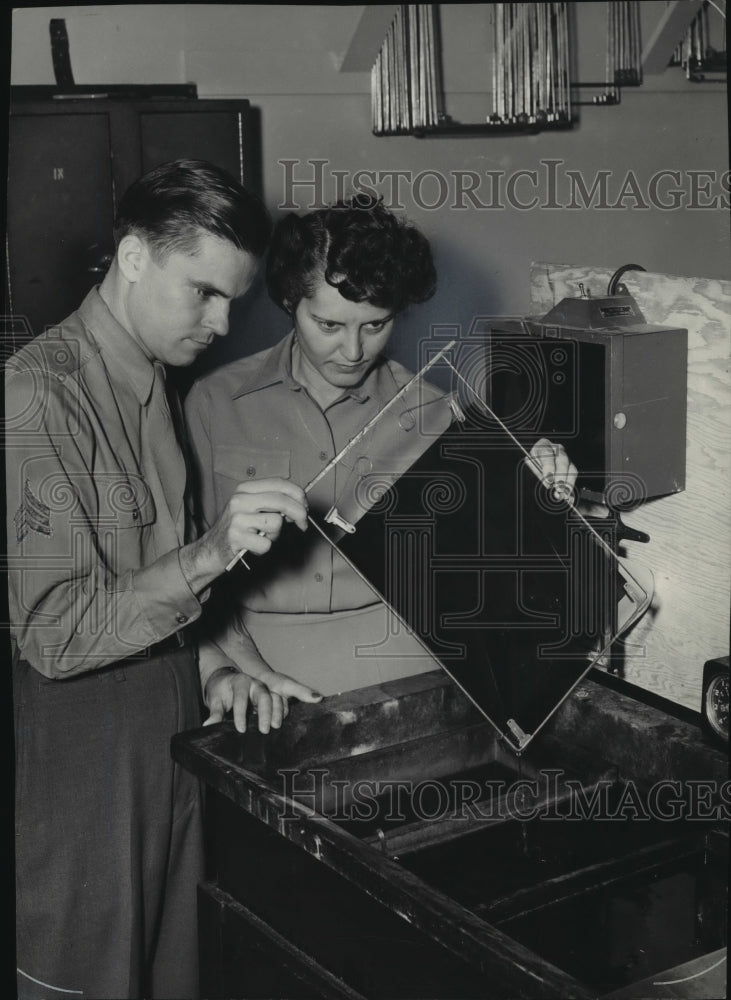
[592,0,643,106]
[371,5,443,136]
[670,0,727,82]
[489,2,573,127]
[371,3,576,135]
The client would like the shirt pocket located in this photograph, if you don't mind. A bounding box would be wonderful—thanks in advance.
[96,472,157,529]
[213,445,291,507]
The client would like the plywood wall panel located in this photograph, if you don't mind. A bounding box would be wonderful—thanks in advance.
[530,263,730,711]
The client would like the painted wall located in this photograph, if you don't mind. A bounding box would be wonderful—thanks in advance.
[10,3,729,370]
[532,264,731,712]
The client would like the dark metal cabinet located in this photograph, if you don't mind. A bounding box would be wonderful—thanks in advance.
[6,96,256,342]
[198,882,367,1000]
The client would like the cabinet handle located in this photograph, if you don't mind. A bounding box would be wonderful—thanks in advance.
[87,253,114,276]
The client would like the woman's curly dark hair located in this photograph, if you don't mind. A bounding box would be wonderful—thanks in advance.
[266,194,436,315]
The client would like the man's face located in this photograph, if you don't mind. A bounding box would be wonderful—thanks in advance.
[126,231,259,366]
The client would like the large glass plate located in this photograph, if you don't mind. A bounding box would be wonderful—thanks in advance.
[309,353,653,753]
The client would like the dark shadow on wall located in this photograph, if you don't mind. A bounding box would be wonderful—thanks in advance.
[385,236,505,392]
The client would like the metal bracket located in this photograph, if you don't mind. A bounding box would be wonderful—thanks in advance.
[325,507,356,534]
[448,395,467,422]
[507,719,531,750]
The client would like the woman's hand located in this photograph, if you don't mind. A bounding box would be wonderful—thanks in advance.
[204,666,323,734]
[526,438,578,502]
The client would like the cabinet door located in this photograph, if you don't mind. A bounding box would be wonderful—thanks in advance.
[7,113,116,340]
[6,99,256,344]
[139,109,247,184]
[198,882,367,1000]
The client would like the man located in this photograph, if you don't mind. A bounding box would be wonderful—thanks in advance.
[6,159,321,1000]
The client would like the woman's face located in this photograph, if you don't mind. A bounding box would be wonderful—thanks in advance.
[292,278,395,398]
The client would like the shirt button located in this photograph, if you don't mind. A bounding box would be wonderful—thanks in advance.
[132,510,139,520]
[175,612,188,625]
[314,572,324,583]
[246,466,256,477]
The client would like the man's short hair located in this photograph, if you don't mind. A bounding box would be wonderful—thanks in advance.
[114,159,272,260]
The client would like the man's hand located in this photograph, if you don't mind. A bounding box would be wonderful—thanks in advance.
[526,438,578,502]
[180,477,308,591]
[204,666,323,734]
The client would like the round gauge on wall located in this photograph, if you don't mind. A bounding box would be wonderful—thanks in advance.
[702,655,729,750]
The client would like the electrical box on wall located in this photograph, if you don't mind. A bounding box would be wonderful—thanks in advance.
[487,290,688,506]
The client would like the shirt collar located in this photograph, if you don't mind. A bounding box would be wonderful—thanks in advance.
[231,331,296,399]
[232,329,400,408]
[77,287,157,405]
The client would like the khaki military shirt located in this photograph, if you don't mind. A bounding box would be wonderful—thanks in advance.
[184,332,453,663]
[5,288,222,681]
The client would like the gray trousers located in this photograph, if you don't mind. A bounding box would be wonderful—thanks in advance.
[14,643,205,1000]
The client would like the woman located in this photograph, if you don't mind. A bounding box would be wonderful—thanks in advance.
[185,196,575,695]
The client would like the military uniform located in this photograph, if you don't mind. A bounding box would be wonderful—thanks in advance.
[6,289,212,999]
[185,331,453,694]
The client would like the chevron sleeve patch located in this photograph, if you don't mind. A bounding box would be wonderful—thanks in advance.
[15,479,53,542]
